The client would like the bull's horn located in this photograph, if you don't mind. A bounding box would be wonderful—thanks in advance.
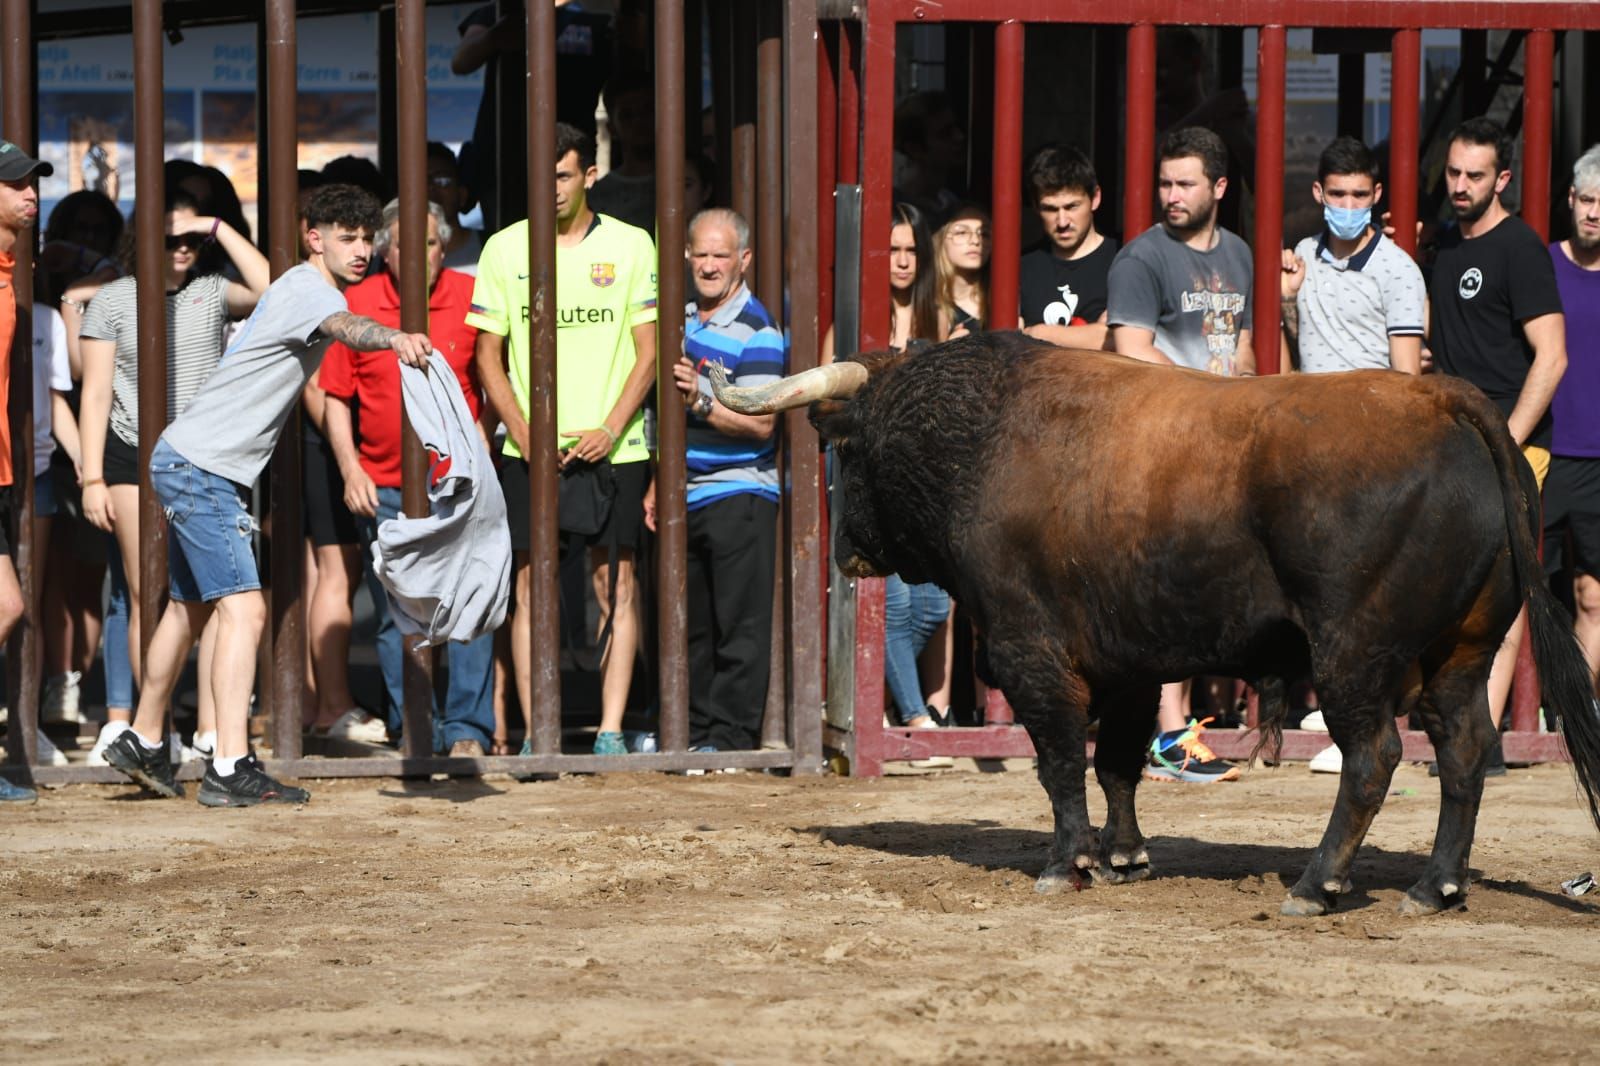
[709,360,869,414]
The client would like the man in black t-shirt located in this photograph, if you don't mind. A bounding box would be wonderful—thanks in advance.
[1429,116,1568,743]
[1019,144,1117,350]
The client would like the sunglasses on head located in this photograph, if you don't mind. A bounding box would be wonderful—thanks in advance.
[165,232,205,250]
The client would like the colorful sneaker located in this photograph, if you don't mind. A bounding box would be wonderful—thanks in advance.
[593,731,628,756]
[198,756,310,808]
[86,721,132,767]
[0,775,37,803]
[1143,717,1241,783]
[41,670,85,724]
[103,730,185,798]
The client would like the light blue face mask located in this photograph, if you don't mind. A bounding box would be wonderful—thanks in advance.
[1323,203,1371,241]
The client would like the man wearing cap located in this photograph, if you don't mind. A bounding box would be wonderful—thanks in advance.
[0,140,53,803]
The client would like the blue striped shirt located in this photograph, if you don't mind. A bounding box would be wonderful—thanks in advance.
[684,284,786,510]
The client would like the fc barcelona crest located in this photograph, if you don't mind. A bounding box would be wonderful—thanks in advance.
[590,262,616,287]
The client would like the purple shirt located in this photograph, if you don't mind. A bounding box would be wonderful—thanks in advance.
[1552,243,1600,457]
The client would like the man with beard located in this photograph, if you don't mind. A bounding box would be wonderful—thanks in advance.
[1107,125,1254,784]
[1429,117,1567,750]
[1541,145,1600,694]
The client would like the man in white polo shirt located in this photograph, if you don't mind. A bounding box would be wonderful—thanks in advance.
[1280,135,1426,773]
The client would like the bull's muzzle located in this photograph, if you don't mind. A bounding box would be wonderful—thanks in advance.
[709,360,868,414]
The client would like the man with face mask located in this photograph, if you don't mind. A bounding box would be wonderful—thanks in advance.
[1280,136,1425,377]
[320,198,494,757]
[1277,137,1426,775]
[1428,117,1567,757]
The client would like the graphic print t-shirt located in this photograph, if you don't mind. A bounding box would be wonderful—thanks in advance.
[1019,236,1118,327]
[1106,224,1253,375]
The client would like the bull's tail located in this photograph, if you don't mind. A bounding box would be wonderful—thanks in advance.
[1249,675,1288,766]
[1466,408,1600,831]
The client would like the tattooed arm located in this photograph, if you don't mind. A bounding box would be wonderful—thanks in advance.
[319,311,433,367]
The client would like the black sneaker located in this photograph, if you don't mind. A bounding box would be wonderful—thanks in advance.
[198,756,311,808]
[103,730,185,798]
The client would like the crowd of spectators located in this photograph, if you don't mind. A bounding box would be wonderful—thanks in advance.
[1,15,1598,804]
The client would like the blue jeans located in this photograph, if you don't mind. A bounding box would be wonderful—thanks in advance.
[358,486,494,751]
[104,537,133,709]
[883,574,950,724]
[149,440,259,602]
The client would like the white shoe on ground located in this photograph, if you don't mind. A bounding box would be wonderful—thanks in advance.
[86,721,132,767]
[1300,710,1328,732]
[1308,744,1342,774]
[191,731,217,759]
[325,709,390,744]
[37,731,69,767]
[42,670,85,724]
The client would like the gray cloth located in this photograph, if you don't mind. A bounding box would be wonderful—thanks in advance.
[1294,232,1425,374]
[370,352,511,647]
[1107,224,1254,376]
[161,263,346,484]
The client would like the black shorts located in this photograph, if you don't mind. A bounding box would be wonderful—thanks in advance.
[105,433,141,487]
[500,456,649,555]
[303,430,361,547]
[0,486,11,556]
[1543,455,1600,576]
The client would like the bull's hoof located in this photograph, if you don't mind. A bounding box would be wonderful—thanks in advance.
[1280,891,1333,917]
[1399,881,1467,917]
[1035,862,1089,894]
[1093,849,1152,885]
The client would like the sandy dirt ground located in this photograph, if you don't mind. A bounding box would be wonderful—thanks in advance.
[4,760,1600,1064]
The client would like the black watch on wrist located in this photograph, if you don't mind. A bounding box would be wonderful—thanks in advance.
[692,393,713,418]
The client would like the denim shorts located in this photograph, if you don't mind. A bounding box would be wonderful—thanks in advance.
[33,470,58,518]
[149,439,260,602]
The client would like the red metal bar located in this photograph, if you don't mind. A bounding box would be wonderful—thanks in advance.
[758,0,789,750]
[1124,23,1156,240]
[1522,29,1554,242]
[526,0,562,753]
[857,3,894,353]
[656,0,690,753]
[396,0,434,757]
[266,0,303,760]
[988,19,1024,333]
[870,0,1600,30]
[849,578,888,776]
[1252,25,1286,376]
[838,21,860,186]
[786,0,826,772]
[1389,28,1421,259]
[1,0,39,771]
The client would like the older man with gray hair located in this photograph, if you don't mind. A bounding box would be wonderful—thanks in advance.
[647,207,786,756]
[1543,144,1600,694]
[319,195,496,756]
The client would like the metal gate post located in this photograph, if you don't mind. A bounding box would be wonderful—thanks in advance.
[1124,23,1157,241]
[1389,28,1421,259]
[1252,24,1286,376]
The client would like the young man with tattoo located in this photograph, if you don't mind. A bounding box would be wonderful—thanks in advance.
[103,184,433,807]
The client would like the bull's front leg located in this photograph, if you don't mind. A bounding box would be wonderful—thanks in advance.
[993,642,1097,893]
[1091,683,1160,884]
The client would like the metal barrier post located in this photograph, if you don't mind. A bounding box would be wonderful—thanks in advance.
[1252,24,1286,376]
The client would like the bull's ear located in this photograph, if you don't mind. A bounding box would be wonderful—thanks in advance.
[808,398,854,444]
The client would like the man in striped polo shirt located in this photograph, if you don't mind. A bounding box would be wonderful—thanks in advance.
[655,207,786,754]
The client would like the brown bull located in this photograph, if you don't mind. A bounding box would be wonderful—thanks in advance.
[713,331,1600,916]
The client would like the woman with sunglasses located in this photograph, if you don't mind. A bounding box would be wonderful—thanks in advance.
[75,185,270,763]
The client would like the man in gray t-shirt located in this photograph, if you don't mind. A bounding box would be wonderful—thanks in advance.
[1107,126,1254,785]
[1108,130,1254,378]
[102,185,433,810]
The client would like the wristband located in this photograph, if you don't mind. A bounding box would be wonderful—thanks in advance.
[599,424,618,446]
[209,217,221,239]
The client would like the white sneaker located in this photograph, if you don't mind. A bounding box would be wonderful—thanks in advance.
[325,709,390,744]
[191,731,217,759]
[1300,710,1328,733]
[1308,744,1342,774]
[171,734,204,764]
[37,731,69,767]
[42,670,85,724]
[86,721,133,767]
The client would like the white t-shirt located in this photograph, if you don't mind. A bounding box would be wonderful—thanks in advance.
[32,303,71,476]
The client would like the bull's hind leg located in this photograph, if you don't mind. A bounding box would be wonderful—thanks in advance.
[1283,685,1404,917]
[1402,648,1497,915]
[990,640,1096,894]
[1091,683,1160,884]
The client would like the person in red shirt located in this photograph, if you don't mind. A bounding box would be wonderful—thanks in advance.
[321,198,495,756]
